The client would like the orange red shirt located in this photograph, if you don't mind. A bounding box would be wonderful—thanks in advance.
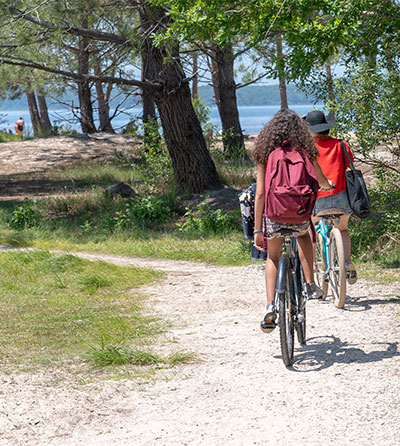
[314,136,354,198]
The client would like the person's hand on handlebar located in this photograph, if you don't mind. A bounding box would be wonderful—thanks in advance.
[320,180,335,191]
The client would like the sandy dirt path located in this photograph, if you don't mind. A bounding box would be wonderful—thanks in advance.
[1,251,399,446]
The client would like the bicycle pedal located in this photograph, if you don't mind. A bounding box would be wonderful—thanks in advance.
[297,314,304,323]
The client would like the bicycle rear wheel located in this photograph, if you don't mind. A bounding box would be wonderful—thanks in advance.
[329,228,346,309]
[315,232,328,300]
[278,260,295,366]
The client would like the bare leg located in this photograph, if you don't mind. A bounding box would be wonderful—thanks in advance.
[310,216,320,266]
[265,237,283,304]
[334,215,351,261]
[296,230,314,284]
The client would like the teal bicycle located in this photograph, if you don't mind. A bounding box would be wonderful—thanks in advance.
[314,208,347,309]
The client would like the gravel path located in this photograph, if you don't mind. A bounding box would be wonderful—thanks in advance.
[1,251,399,446]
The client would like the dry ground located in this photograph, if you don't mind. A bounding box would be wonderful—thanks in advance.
[0,251,399,446]
[0,133,141,200]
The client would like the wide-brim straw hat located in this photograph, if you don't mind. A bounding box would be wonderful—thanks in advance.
[304,110,336,133]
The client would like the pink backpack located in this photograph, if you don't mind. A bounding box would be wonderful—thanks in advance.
[265,145,319,224]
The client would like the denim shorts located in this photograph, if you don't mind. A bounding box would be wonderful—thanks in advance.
[314,190,352,215]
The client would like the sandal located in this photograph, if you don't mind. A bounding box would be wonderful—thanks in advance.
[345,261,358,285]
[260,309,277,333]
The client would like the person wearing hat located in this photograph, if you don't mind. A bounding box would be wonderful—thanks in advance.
[304,110,357,284]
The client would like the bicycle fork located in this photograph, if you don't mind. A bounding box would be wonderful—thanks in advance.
[274,255,301,323]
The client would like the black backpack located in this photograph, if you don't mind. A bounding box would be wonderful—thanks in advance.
[238,183,267,261]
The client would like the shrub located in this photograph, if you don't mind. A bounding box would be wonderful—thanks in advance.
[350,170,400,266]
[114,195,173,229]
[333,62,400,173]
[9,200,41,229]
[177,197,238,235]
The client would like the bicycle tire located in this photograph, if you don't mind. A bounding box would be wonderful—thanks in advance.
[315,232,328,300]
[296,266,306,345]
[329,228,346,309]
[278,258,295,366]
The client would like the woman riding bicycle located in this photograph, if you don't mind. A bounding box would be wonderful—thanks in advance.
[304,110,357,285]
[252,109,332,333]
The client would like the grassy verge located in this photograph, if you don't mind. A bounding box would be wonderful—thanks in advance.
[0,176,252,266]
[0,250,193,375]
[0,131,22,142]
[46,161,137,189]
[0,226,251,266]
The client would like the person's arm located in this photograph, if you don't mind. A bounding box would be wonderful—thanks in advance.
[313,159,332,191]
[253,163,266,251]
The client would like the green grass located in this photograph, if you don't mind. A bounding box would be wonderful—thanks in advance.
[0,131,22,142]
[86,344,195,367]
[0,186,251,266]
[0,250,178,370]
[47,162,137,189]
[0,228,251,266]
[356,262,400,284]
[214,158,256,190]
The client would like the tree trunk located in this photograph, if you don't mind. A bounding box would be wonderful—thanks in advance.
[37,92,54,135]
[26,91,41,137]
[138,4,221,193]
[77,20,96,134]
[95,81,114,132]
[192,51,198,98]
[276,34,288,110]
[325,62,335,109]
[140,41,157,124]
[210,43,245,159]
[139,15,159,149]
[94,64,114,133]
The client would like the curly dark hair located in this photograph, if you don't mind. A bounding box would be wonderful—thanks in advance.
[251,109,318,164]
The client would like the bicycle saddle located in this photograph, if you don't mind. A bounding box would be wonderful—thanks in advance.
[316,208,345,217]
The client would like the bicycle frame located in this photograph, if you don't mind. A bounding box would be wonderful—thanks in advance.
[314,210,347,308]
[275,238,304,313]
[315,218,332,275]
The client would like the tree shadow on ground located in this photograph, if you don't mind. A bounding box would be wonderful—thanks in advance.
[285,335,400,372]
[320,294,400,313]
[344,295,400,312]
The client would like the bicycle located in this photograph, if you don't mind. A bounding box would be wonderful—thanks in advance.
[314,208,347,309]
[273,229,307,366]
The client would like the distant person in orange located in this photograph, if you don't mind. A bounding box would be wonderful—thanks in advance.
[15,117,25,137]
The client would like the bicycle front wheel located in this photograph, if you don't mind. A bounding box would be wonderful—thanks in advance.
[329,228,346,309]
[315,231,328,300]
[296,266,307,345]
[278,261,295,366]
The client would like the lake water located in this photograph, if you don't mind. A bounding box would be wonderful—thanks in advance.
[1,104,320,136]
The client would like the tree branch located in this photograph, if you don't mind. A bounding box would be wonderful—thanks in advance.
[8,6,130,45]
[236,70,272,89]
[0,55,162,91]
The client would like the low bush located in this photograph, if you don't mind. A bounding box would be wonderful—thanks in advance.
[350,170,400,267]
[114,195,174,229]
[9,199,41,229]
[0,130,22,142]
[177,197,239,235]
